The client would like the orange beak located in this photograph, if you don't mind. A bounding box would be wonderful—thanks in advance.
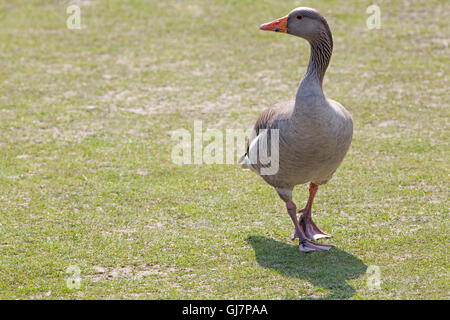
[260,15,288,33]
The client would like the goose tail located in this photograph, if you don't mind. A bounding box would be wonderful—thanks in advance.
[238,153,254,171]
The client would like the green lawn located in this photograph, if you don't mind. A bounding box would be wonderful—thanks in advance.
[0,0,448,299]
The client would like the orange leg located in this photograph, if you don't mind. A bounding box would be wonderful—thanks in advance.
[291,182,333,241]
[286,201,334,252]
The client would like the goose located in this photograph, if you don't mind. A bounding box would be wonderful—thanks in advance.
[240,7,353,252]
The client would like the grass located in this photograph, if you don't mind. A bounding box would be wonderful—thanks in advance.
[0,0,448,299]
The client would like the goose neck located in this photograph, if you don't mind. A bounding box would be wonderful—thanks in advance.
[297,33,333,98]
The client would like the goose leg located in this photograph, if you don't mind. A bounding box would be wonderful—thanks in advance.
[291,182,333,241]
[286,201,334,252]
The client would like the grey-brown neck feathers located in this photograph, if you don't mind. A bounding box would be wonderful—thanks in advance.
[305,21,333,87]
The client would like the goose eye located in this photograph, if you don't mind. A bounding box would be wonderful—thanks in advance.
[296,15,303,20]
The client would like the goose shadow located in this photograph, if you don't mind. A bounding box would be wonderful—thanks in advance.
[246,236,367,299]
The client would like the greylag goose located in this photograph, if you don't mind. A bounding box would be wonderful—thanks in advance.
[241,7,353,252]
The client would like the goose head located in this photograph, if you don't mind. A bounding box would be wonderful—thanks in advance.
[260,7,333,87]
[260,7,331,44]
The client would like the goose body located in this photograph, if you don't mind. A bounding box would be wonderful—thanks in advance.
[242,7,353,252]
[245,96,352,189]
